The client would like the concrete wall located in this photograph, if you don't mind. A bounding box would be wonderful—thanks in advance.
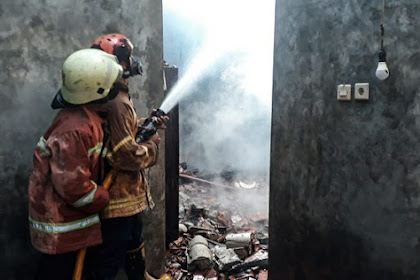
[0,1,165,279]
[270,0,420,279]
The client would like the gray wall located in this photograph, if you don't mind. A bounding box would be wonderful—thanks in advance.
[0,1,165,279]
[270,0,420,279]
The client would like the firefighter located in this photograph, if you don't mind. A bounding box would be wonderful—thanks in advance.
[28,48,124,280]
[83,33,169,280]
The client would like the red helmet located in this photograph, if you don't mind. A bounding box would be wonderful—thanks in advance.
[91,33,142,78]
[91,33,133,64]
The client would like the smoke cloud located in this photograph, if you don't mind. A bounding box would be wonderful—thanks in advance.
[163,0,275,178]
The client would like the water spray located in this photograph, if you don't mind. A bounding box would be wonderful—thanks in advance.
[135,44,223,144]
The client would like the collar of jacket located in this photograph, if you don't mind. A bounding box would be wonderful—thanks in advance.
[116,79,129,93]
[83,103,110,119]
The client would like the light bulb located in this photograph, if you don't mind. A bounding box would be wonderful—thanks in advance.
[376,47,389,80]
[376,61,389,80]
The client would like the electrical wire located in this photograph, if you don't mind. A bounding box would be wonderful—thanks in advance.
[380,0,386,48]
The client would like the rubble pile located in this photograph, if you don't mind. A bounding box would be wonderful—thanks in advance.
[164,165,269,280]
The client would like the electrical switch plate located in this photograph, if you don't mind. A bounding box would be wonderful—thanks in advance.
[354,83,369,100]
[337,84,351,101]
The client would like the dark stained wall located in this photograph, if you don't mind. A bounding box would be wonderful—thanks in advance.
[270,0,420,279]
[0,1,165,279]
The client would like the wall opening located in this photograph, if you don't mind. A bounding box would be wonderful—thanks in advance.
[162,0,275,277]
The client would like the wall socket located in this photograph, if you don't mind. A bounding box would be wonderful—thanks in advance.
[337,84,351,101]
[354,83,369,100]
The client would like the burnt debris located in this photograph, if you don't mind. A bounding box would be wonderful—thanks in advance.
[163,165,269,279]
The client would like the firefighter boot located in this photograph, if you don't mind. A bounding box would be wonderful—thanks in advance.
[125,243,145,280]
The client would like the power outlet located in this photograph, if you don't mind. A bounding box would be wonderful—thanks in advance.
[337,84,351,101]
[355,83,369,100]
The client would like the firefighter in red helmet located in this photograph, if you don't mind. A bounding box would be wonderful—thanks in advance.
[91,33,143,79]
[84,33,169,280]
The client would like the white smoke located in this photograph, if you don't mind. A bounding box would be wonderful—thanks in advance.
[163,0,275,176]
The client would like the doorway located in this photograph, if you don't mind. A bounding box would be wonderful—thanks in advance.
[162,1,275,278]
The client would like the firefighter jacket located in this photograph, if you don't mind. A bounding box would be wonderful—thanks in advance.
[102,81,158,219]
[28,104,110,254]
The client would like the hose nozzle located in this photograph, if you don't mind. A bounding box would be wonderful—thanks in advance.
[135,109,166,143]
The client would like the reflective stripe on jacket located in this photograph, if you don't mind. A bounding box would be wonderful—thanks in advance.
[101,83,158,219]
[28,105,110,254]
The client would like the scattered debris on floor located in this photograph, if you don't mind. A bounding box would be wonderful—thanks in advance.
[164,163,269,279]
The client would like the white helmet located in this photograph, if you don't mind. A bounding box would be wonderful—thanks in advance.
[51,48,123,108]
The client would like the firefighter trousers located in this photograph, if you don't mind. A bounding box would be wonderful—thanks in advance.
[35,251,78,280]
[83,213,145,280]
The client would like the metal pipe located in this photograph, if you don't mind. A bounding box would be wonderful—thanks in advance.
[179,173,236,190]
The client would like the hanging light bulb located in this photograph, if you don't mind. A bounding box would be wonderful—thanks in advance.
[376,0,389,81]
[376,46,389,80]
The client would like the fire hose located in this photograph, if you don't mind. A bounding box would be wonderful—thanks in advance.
[72,169,117,280]
[72,168,171,279]
[72,109,167,280]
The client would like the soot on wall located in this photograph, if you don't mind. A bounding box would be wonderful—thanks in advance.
[0,1,164,278]
[270,1,420,279]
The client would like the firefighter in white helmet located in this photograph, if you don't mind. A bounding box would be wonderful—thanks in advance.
[28,48,123,280]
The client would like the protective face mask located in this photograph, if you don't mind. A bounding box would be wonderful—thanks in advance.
[123,56,143,78]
